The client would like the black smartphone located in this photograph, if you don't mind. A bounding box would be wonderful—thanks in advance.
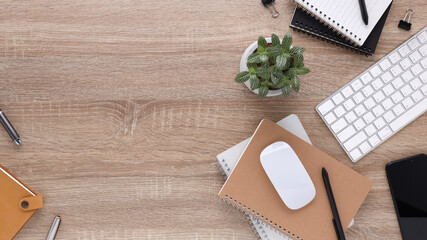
[386,154,427,240]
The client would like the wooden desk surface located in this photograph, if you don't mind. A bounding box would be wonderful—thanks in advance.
[0,1,426,239]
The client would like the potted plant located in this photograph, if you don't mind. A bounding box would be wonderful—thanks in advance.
[235,33,310,98]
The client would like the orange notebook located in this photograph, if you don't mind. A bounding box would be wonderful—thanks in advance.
[219,119,372,240]
[0,165,43,240]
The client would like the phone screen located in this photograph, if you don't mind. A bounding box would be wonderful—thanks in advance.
[386,154,427,240]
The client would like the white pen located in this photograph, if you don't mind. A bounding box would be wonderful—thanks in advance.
[46,215,61,240]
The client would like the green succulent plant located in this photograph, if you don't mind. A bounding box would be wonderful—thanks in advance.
[235,33,310,98]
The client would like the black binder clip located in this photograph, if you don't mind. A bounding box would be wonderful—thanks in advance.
[398,8,414,31]
[262,0,279,18]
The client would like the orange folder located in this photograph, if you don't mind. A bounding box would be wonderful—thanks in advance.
[0,164,43,240]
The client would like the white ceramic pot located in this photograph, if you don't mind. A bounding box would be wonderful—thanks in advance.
[239,37,282,97]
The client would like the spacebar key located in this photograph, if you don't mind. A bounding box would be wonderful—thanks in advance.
[343,131,367,151]
[390,98,427,131]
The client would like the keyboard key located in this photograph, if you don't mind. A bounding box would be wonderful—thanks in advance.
[409,51,422,63]
[402,97,415,109]
[383,84,395,96]
[393,104,405,116]
[400,58,412,70]
[392,77,404,89]
[365,124,376,136]
[334,105,346,117]
[364,97,376,109]
[379,59,392,70]
[363,112,375,124]
[417,31,427,43]
[337,125,356,142]
[401,70,414,82]
[353,92,365,104]
[345,111,357,123]
[324,112,337,124]
[389,52,401,64]
[382,98,394,110]
[373,91,385,103]
[343,99,355,110]
[411,63,423,75]
[332,93,344,105]
[359,142,371,154]
[390,98,427,131]
[391,65,403,76]
[408,38,421,50]
[344,131,367,151]
[391,91,404,103]
[374,117,386,129]
[372,79,384,90]
[420,44,427,56]
[421,72,427,83]
[318,100,334,115]
[381,72,393,83]
[378,126,392,140]
[354,118,366,131]
[361,72,373,84]
[398,45,411,57]
[362,85,374,97]
[411,90,423,102]
[410,78,422,90]
[354,105,366,116]
[331,118,347,133]
[421,57,427,68]
[342,86,354,98]
[383,111,395,122]
[400,85,412,97]
[421,85,427,95]
[351,79,363,91]
[350,149,362,161]
[368,135,380,147]
[372,105,385,117]
[370,66,382,77]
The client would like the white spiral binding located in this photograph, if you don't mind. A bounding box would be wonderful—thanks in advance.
[292,1,361,45]
[221,195,302,240]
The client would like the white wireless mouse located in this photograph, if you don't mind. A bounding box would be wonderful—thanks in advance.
[260,141,316,210]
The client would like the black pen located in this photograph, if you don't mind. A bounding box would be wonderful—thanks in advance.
[322,167,345,240]
[0,109,21,145]
[358,0,369,25]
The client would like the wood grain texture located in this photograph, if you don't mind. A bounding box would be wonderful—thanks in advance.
[0,0,426,239]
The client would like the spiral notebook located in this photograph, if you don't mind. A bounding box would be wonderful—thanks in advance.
[216,114,311,240]
[290,2,392,55]
[292,0,392,46]
[218,119,372,240]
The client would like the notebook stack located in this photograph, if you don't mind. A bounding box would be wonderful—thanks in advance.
[216,115,372,240]
[289,0,393,55]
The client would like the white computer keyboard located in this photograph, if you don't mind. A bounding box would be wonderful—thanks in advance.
[316,27,427,162]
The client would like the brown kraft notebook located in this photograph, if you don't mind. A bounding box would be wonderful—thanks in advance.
[218,119,372,240]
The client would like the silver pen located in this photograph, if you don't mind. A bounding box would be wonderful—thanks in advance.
[0,108,21,145]
[46,215,61,240]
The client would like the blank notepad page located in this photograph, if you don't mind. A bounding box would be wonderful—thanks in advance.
[294,0,392,46]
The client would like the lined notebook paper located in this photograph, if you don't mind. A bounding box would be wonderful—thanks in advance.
[293,0,392,46]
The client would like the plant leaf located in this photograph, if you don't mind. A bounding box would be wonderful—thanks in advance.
[282,33,292,53]
[271,34,280,46]
[261,61,270,69]
[247,52,261,63]
[290,46,305,57]
[281,84,292,96]
[291,75,300,92]
[247,62,257,70]
[276,54,289,70]
[259,53,269,63]
[293,53,304,68]
[271,70,284,85]
[250,76,261,90]
[295,67,310,75]
[258,85,269,98]
[272,78,286,89]
[256,67,271,79]
[234,71,250,82]
[267,44,282,58]
[258,36,267,49]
